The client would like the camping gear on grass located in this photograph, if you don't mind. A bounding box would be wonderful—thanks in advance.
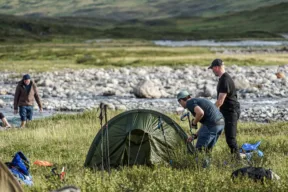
[0,159,24,192]
[5,151,33,186]
[232,166,280,182]
[239,141,263,161]
[34,160,53,167]
[51,185,81,192]
[45,167,66,181]
[84,109,194,169]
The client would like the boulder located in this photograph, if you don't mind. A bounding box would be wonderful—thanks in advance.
[133,80,162,98]
[102,89,116,96]
[203,84,216,97]
[0,99,4,108]
[38,79,54,87]
[234,75,250,90]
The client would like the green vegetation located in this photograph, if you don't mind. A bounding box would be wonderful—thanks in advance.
[1,2,288,42]
[0,110,287,191]
[0,42,287,72]
[0,0,286,19]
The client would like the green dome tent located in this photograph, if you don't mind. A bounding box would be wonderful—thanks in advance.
[84,109,194,169]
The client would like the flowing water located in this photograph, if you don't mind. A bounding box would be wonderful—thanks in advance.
[1,94,287,127]
[153,40,288,47]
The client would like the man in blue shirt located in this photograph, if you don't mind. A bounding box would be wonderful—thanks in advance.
[177,90,224,151]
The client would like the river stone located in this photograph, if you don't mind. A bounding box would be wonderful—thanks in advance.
[234,75,250,90]
[0,90,7,95]
[103,89,116,96]
[133,80,162,98]
[203,84,216,97]
[116,105,127,111]
[0,99,4,108]
[42,79,54,87]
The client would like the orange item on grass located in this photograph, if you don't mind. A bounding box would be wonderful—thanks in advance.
[33,160,53,167]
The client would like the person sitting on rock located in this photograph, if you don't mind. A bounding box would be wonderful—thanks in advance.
[0,112,12,128]
[13,74,43,128]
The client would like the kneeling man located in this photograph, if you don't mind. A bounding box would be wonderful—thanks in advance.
[177,90,224,152]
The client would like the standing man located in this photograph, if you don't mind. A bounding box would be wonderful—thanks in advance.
[14,74,43,128]
[177,90,224,152]
[208,59,241,160]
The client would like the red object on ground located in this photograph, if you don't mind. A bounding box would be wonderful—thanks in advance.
[60,167,66,180]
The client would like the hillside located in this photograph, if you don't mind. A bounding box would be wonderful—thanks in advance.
[113,2,288,39]
[1,2,288,42]
[0,0,287,20]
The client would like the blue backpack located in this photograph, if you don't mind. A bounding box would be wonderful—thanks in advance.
[5,151,33,186]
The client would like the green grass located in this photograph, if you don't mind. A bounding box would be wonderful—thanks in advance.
[0,42,287,72]
[0,110,287,191]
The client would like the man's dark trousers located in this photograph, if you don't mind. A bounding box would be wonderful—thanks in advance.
[221,107,240,154]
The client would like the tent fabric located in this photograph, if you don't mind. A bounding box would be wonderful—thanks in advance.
[0,160,24,192]
[84,109,193,169]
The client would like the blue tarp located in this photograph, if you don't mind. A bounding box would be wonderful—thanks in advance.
[239,141,264,160]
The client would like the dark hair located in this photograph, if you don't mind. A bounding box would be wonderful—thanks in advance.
[178,96,191,102]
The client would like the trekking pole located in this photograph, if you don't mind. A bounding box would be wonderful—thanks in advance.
[158,116,172,165]
[187,114,200,170]
[181,111,195,146]
[98,103,104,180]
[181,112,199,168]
[187,113,195,147]
[104,104,111,176]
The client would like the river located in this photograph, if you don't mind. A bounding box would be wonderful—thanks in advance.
[153,40,288,47]
[1,95,288,127]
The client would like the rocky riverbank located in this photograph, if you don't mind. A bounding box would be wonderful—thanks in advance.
[0,65,287,122]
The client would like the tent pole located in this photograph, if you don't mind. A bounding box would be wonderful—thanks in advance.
[133,131,146,165]
[128,131,131,166]
[99,103,104,180]
[104,104,111,175]
[158,116,172,165]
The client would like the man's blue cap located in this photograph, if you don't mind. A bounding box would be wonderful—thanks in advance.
[23,74,31,80]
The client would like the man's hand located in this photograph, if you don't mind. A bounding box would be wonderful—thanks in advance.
[187,134,198,142]
[14,109,18,115]
[39,107,43,112]
[191,121,198,129]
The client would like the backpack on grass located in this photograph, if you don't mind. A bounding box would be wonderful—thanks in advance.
[5,151,33,186]
[232,166,280,182]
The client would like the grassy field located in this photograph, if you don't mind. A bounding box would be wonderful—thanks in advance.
[1,41,288,72]
[0,110,287,191]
